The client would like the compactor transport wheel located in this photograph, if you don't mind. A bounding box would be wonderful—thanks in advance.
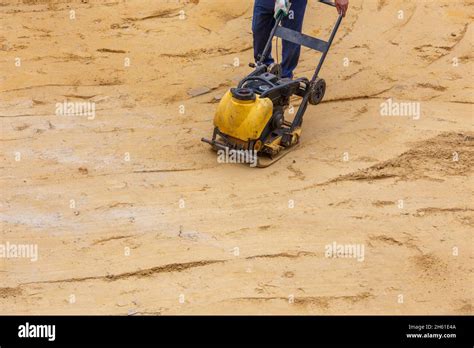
[308,78,326,105]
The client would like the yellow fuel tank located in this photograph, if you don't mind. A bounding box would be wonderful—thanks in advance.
[214,90,273,141]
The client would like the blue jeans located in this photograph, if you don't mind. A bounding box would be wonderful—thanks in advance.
[252,0,308,78]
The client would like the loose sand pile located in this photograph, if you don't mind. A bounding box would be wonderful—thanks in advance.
[0,0,472,314]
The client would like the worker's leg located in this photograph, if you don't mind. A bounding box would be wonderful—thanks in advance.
[252,0,276,66]
[281,0,308,78]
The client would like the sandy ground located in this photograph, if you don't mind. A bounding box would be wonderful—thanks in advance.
[0,0,473,315]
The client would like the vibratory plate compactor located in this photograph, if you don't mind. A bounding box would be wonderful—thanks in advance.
[202,0,343,168]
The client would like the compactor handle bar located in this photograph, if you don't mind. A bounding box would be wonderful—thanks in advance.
[258,0,343,82]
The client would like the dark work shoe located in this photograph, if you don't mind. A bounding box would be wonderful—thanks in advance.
[268,63,282,78]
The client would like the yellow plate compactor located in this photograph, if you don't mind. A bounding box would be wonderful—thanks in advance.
[202,0,343,167]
